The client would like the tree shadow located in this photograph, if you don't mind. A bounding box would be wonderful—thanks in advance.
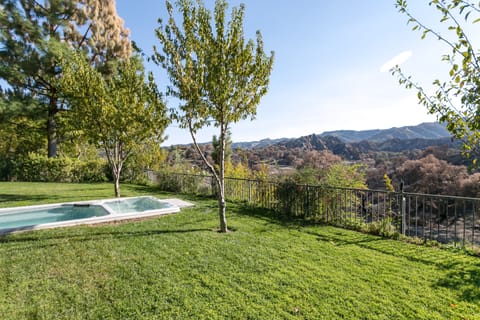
[123,184,162,194]
[435,263,480,304]
[0,227,211,245]
[303,226,480,304]
[0,194,57,205]
[302,229,384,247]
[231,201,480,304]
[230,202,312,229]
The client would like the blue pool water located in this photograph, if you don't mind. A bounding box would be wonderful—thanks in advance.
[0,204,109,229]
[102,197,175,214]
[0,196,179,233]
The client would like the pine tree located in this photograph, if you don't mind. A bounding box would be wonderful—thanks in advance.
[0,0,131,157]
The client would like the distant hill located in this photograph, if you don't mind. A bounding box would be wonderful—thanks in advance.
[318,122,450,142]
[275,135,456,161]
[167,122,464,169]
[232,137,289,149]
[232,122,451,150]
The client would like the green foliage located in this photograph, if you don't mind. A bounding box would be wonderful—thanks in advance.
[291,167,321,185]
[384,173,395,192]
[15,153,74,182]
[121,138,168,185]
[275,178,307,218]
[14,153,108,183]
[72,159,109,183]
[0,92,46,152]
[59,51,169,196]
[394,0,480,165]
[154,0,274,134]
[156,171,211,194]
[225,161,250,179]
[154,0,274,232]
[321,163,367,189]
[365,217,399,238]
[290,163,367,189]
[0,92,46,180]
[0,0,132,157]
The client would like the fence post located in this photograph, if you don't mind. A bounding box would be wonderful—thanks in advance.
[401,181,406,236]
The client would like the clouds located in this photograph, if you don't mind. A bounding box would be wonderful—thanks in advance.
[380,51,413,72]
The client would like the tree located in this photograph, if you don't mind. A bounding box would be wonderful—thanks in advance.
[212,129,232,167]
[396,154,467,194]
[58,51,169,197]
[393,0,480,166]
[0,0,131,157]
[154,0,274,232]
[0,90,45,179]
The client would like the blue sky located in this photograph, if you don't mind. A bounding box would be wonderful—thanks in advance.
[116,1,448,145]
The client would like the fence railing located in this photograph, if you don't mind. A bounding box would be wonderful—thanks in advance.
[149,172,480,247]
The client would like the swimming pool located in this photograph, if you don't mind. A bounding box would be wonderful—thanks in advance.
[0,196,181,234]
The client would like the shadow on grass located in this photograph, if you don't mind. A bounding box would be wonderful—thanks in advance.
[229,201,311,229]
[0,227,211,245]
[303,229,383,247]
[0,194,58,205]
[303,225,480,304]
[435,263,480,304]
[228,202,480,304]
[123,184,163,194]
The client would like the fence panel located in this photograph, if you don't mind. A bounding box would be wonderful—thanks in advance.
[151,172,480,247]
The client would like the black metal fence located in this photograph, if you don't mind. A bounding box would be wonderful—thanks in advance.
[149,172,480,247]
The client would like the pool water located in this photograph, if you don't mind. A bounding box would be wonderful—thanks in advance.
[102,197,175,214]
[0,196,179,234]
[0,204,109,229]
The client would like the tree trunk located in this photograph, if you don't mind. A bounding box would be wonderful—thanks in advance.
[217,124,228,233]
[47,98,58,158]
[114,174,121,198]
[218,190,228,232]
[187,121,228,232]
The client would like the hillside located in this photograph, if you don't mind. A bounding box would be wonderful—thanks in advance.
[275,135,457,161]
[232,122,450,149]
[167,122,463,168]
[319,122,449,142]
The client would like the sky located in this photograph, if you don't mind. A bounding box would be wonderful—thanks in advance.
[115,1,452,146]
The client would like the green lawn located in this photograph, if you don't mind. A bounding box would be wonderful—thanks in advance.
[0,182,479,319]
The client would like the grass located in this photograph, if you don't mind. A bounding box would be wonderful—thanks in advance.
[0,182,479,319]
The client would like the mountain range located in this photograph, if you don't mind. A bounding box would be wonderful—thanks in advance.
[232,122,451,149]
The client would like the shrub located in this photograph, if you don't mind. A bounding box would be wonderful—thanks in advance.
[275,179,323,219]
[15,153,108,183]
[275,179,301,217]
[154,168,209,195]
[0,156,15,181]
[72,159,109,183]
[15,153,72,182]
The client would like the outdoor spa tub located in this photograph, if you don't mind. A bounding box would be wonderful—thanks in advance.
[0,196,181,235]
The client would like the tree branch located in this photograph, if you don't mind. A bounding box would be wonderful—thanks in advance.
[188,119,219,183]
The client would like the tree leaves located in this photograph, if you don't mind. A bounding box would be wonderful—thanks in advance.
[153,0,274,232]
[393,0,480,165]
[58,51,169,196]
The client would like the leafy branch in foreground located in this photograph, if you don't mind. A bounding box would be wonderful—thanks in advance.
[393,0,480,166]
